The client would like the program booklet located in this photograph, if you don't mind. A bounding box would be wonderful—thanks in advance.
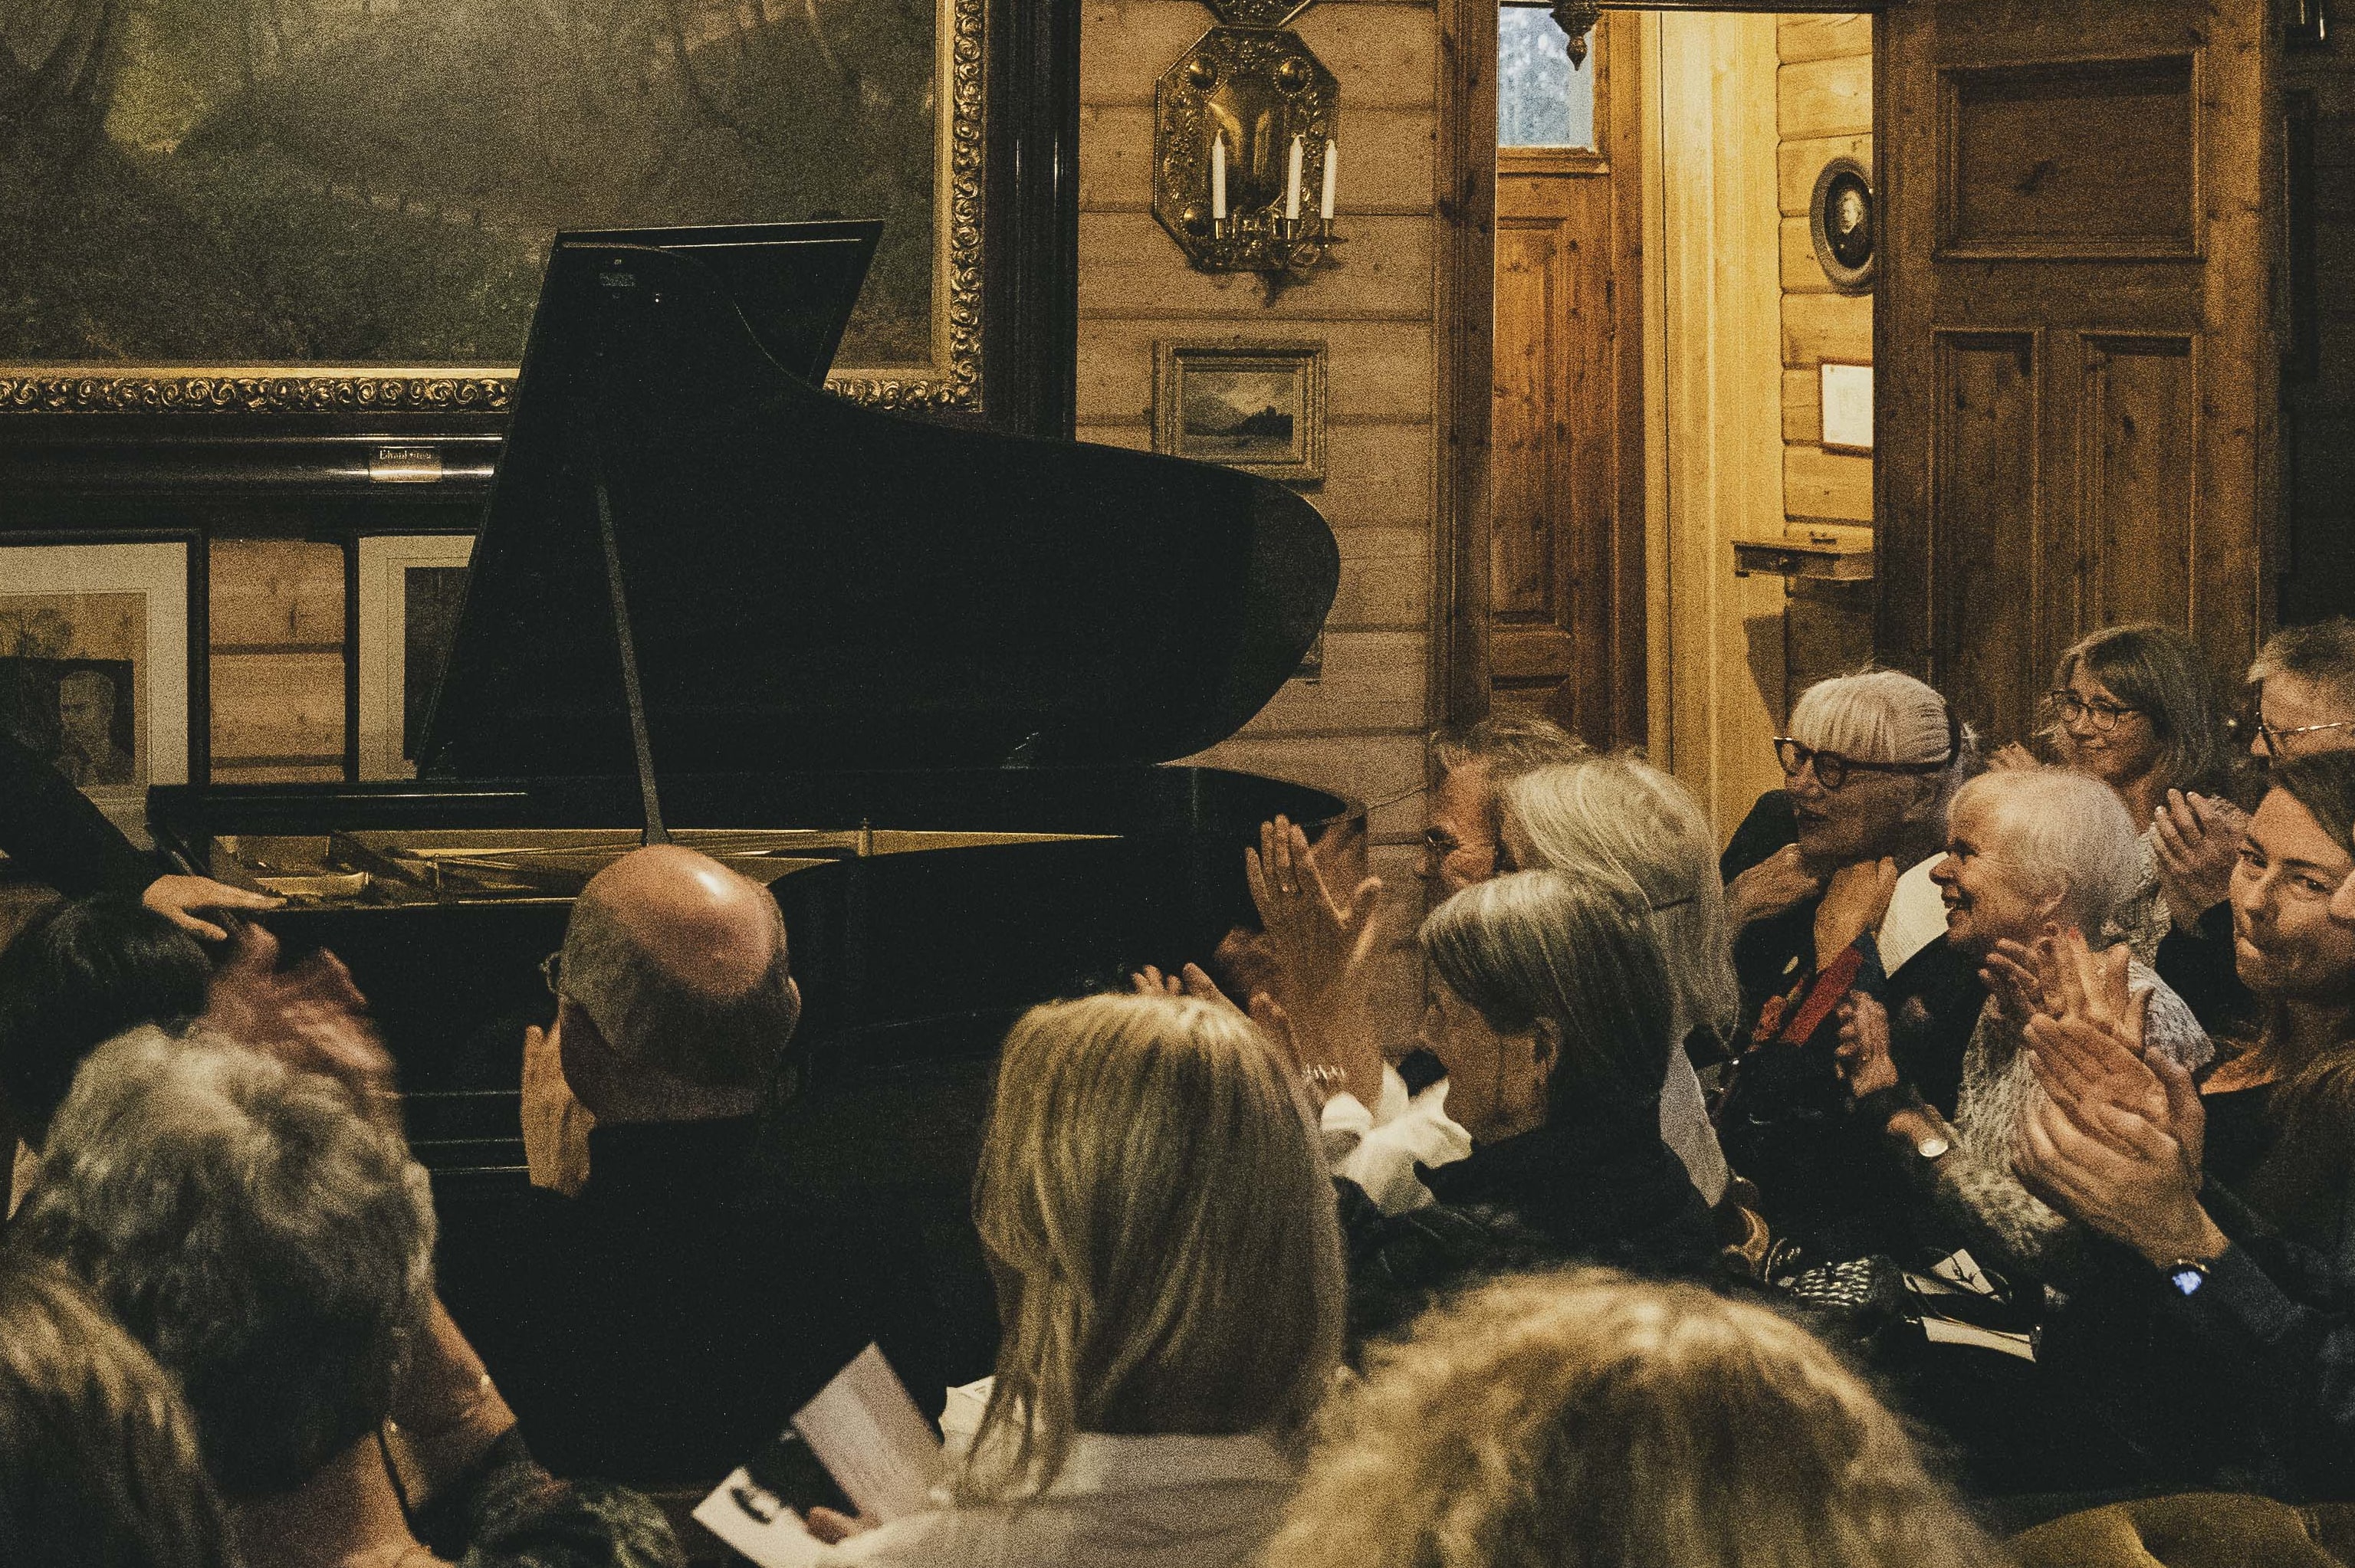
[693,1345,947,1566]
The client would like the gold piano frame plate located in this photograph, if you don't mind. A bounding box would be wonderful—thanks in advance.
[210,825,1111,907]
[0,0,984,416]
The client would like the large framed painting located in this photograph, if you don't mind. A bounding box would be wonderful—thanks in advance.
[0,537,199,842]
[0,0,1061,423]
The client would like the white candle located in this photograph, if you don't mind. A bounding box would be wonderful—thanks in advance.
[1211,133,1227,222]
[1320,139,1338,221]
[1285,136,1304,221]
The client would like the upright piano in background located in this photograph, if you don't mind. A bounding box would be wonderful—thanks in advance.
[143,223,1353,1373]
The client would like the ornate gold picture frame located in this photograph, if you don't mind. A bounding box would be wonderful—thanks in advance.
[1152,339,1328,484]
[0,0,983,415]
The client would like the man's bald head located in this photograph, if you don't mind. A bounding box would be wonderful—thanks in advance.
[557,846,799,1092]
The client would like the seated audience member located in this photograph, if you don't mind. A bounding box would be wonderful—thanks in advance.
[1336,871,1717,1342]
[465,842,936,1485]
[2149,619,2355,1038]
[790,992,1343,1566]
[1502,754,1734,1205]
[2016,755,2355,1495]
[0,1256,232,1568]
[1716,670,1983,1254]
[0,894,208,1151]
[1424,713,1591,897]
[2010,626,2252,1038]
[1835,767,2209,1284]
[1263,1270,2002,1568]
[11,1025,682,1568]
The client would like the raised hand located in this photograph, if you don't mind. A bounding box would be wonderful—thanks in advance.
[1132,963,1245,1014]
[521,1019,593,1196]
[1812,856,1897,969]
[1988,740,2041,772]
[2015,1093,2221,1266]
[1833,991,1899,1098]
[1726,844,1822,931]
[1246,815,1385,1012]
[201,923,398,1130]
[2153,789,2247,931]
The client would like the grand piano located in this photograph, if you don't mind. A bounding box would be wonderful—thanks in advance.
[145,221,1356,1203]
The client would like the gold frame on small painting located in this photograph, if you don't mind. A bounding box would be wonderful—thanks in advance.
[1152,339,1329,485]
[0,0,984,417]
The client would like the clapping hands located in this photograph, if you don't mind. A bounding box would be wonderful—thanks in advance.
[2152,789,2247,932]
[201,922,399,1132]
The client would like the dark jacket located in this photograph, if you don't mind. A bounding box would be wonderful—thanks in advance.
[415,1428,683,1568]
[1716,789,1981,1258]
[0,730,156,899]
[451,1117,946,1488]
[1340,1104,1717,1344]
[2155,899,2258,1042]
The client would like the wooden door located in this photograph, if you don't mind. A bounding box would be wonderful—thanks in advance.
[1487,13,1644,748]
[1875,0,2278,746]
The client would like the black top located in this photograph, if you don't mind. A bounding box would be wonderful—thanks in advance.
[425,229,1338,783]
[0,731,158,900]
[2157,899,2259,1042]
[448,1116,947,1488]
[2202,1080,2278,1195]
[1339,1105,1717,1344]
[1716,789,1982,1257]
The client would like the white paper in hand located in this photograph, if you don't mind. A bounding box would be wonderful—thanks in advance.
[691,1345,947,1567]
[791,1343,947,1524]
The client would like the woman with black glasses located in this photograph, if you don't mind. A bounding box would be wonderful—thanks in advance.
[1716,670,1983,1257]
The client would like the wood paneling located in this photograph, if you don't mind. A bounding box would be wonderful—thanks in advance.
[1785,446,1873,523]
[1082,0,1446,851]
[2280,45,2355,624]
[1779,54,1873,141]
[209,541,343,648]
[1929,332,2042,743]
[1943,57,2197,258]
[1783,290,1871,366]
[1779,132,1871,215]
[210,651,345,766]
[1779,15,1872,66]
[2081,334,2195,630]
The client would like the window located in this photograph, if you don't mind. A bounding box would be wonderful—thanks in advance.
[1499,6,1596,150]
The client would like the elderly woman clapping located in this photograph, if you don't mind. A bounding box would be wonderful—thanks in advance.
[1716,671,1983,1253]
[1835,767,2210,1283]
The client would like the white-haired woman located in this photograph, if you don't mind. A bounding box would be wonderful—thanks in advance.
[1342,871,1718,1343]
[1836,767,2210,1283]
[1503,754,1734,1206]
[1266,1270,2002,1568]
[1716,669,1985,1255]
[11,1026,682,1568]
[790,992,1345,1566]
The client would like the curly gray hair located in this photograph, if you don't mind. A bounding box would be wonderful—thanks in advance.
[14,1026,435,1499]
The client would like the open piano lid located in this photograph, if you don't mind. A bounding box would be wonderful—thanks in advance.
[422,222,1338,779]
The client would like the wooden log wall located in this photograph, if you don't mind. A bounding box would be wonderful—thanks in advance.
[1078,0,1442,902]
[1775,13,1875,691]
[208,540,347,782]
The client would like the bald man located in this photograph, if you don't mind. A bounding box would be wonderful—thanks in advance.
[468,845,902,1485]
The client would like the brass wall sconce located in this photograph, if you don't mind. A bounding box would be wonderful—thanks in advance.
[1154,27,1341,280]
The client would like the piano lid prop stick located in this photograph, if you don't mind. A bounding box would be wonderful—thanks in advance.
[591,468,672,847]
[1321,139,1338,221]
[1211,133,1227,223]
[1285,136,1304,221]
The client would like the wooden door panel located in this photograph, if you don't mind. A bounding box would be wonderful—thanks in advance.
[1493,162,1617,730]
[1879,0,2275,749]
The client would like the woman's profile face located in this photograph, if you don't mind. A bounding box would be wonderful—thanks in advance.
[1783,734,1929,871]
[1930,797,2054,961]
[1419,981,1550,1145]
[2232,788,2355,1004]
[2051,663,2163,789]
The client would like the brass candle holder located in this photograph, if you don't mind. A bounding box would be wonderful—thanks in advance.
[1153,27,1340,280]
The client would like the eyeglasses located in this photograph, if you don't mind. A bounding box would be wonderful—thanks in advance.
[540,950,563,998]
[2046,691,2143,733]
[2257,717,2355,759]
[1772,739,1955,792]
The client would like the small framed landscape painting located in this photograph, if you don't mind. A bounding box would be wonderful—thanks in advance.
[1153,340,1327,484]
[0,538,196,839]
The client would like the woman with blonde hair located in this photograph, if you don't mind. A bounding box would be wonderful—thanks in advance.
[1503,754,1736,1203]
[1265,1269,2000,1568]
[802,991,1346,1566]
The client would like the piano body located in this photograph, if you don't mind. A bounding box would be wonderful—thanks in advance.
[145,222,1355,1202]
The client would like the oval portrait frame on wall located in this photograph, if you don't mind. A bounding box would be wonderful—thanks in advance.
[1811,156,1876,294]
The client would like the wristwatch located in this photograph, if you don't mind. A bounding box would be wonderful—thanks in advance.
[2160,1257,2212,1297]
